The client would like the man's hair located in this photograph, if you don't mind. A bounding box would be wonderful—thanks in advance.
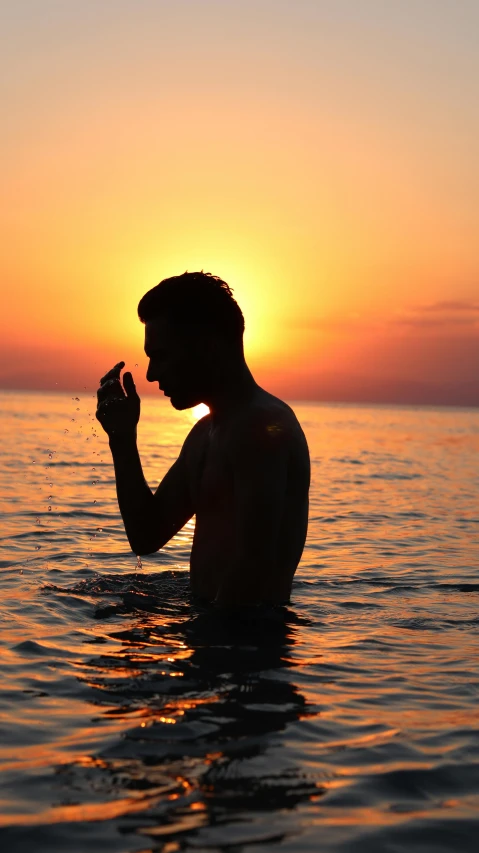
[138,271,245,344]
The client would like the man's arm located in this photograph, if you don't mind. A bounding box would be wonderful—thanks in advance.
[108,433,193,555]
[214,419,289,607]
[96,363,193,556]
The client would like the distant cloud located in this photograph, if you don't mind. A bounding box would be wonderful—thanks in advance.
[290,300,479,334]
[392,315,479,328]
[392,298,479,329]
[420,299,479,313]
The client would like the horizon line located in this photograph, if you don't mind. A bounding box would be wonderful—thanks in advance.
[1,385,478,412]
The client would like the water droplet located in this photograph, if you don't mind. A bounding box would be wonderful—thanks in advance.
[92,467,96,471]
[135,363,138,367]
[71,418,75,422]
[48,452,53,459]
[97,527,103,532]
[48,505,52,512]
[92,481,97,485]
[35,517,41,525]
[32,460,36,464]
[34,545,41,551]
[49,483,53,487]
[74,397,80,401]
[48,495,52,500]
[64,428,69,433]
[136,555,143,570]
[93,500,97,504]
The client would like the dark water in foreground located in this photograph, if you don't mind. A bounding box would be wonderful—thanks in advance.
[1,391,479,852]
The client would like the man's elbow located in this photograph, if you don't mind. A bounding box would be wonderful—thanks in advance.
[125,520,174,557]
[127,535,160,557]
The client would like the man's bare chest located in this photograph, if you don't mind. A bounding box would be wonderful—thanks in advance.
[185,430,233,511]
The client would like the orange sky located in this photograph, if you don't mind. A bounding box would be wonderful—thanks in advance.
[1,1,478,405]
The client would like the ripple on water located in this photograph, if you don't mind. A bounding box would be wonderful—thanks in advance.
[1,397,479,851]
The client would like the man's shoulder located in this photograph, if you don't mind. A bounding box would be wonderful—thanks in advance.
[230,390,305,454]
[240,388,300,426]
[180,413,211,457]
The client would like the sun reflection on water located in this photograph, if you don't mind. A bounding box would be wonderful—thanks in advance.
[1,393,479,847]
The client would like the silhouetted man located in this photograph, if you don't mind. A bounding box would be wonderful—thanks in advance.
[96,272,310,606]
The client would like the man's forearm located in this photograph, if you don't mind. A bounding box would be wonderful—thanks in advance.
[108,431,156,554]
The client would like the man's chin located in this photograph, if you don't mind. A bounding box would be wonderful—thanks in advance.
[169,394,200,411]
[170,399,187,411]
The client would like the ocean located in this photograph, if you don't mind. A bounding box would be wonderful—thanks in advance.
[1,390,478,852]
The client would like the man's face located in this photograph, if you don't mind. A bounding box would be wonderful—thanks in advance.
[144,316,209,410]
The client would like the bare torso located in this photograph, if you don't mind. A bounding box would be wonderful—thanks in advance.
[180,388,310,604]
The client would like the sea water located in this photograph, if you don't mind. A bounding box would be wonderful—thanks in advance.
[0,390,478,852]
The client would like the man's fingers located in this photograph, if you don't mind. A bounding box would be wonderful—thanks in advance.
[97,381,122,404]
[100,361,125,386]
[123,371,139,399]
[95,366,140,435]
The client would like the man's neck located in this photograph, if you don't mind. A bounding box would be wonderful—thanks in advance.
[205,362,259,423]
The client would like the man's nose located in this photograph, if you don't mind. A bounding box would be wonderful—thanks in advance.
[146,362,157,383]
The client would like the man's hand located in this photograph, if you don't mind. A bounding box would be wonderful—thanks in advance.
[96,361,140,438]
[96,360,194,556]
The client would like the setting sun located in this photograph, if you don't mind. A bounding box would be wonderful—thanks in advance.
[191,403,210,421]
[0,0,477,409]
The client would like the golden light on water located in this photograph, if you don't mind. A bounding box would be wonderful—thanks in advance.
[191,403,210,421]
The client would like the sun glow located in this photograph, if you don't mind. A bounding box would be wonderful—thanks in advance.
[0,3,478,405]
[192,403,210,421]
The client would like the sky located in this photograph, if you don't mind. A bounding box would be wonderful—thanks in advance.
[1,0,478,405]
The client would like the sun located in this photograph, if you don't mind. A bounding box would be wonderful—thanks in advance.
[191,403,210,421]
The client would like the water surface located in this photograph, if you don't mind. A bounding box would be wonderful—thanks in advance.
[1,391,479,851]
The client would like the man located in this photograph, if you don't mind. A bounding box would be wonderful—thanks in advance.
[96,271,310,607]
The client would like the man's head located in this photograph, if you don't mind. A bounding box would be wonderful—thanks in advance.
[138,271,245,410]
